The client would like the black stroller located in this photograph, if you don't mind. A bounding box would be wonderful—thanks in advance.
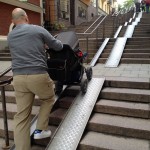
[47,31,92,94]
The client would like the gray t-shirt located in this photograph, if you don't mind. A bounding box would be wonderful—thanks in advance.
[7,24,63,75]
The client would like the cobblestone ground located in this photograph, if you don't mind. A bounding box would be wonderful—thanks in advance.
[1,62,150,78]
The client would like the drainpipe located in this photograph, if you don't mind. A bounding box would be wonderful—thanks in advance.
[40,0,44,25]
[96,0,98,15]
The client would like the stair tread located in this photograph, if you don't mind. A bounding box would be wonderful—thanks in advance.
[89,113,150,131]
[0,118,13,131]
[96,99,149,111]
[80,132,149,150]
[102,87,150,95]
[0,103,40,115]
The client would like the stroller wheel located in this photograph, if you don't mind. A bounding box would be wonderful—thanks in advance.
[81,78,88,94]
[86,67,93,81]
[55,81,63,95]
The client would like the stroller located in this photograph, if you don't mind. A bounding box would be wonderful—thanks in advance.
[47,31,92,94]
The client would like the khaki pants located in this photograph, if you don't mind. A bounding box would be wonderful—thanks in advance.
[13,73,55,150]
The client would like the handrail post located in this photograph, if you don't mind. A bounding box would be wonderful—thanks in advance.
[96,28,98,49]
[86,36,89,64]
[113,16,115,36]
[103,19,105,39]
[1,86,10,149]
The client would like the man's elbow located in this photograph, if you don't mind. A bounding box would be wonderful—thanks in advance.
[55,41,63,51]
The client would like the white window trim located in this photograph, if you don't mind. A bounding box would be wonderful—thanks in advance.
[0,0,42,13]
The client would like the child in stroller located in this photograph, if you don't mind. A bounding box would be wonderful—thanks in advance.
[46,31,92,95]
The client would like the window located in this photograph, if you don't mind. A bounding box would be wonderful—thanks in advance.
[19,0,27,1]
[78,6,86,18]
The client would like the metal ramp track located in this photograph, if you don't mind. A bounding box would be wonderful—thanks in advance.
[10,86,68,150]
[90,38,109,67]
[46,78,105,150]
[114,26,122,38]
[105,37,127,67]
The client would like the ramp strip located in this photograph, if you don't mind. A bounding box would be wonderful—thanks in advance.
[105,37,127,67]
[90,38,109,67]
[46,78,105,150]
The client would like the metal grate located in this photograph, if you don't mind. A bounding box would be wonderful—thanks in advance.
[46,78,105,150]
[105,37,127,68]
[90,38,109,67]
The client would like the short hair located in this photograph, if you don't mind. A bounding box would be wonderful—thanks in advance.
[12,9,27,20]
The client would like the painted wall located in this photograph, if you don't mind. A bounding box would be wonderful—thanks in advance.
[75,0,88,25]
[28,0,40,6]
[0,2,41,35]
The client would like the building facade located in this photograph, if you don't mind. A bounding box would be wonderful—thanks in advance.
[0,0,118,35]
[0,0,43,35]
[44,0,117,28]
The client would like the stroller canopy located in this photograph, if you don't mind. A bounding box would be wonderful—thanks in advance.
[56,31,79,52]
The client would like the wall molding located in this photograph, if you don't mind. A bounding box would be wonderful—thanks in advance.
[0,0,42,13]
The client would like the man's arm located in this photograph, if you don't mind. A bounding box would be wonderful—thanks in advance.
[38,26,63,51]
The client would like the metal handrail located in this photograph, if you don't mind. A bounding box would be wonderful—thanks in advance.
[76,14,110,64]
[77,15,108,35]
[84,15,102,33]
[0,66,12,78]
[0,66,12,149]
[76,8,134,64]
[112,10,122,17]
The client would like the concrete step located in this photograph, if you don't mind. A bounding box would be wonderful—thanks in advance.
[126,41,150,45]
[0,103,40,119]
[95,99,150,118]
[0,57,11,61]
[135,27,150,30]
[104,76,150,89]
[100,87,150,103]
[133,32,150,35]
[124,49,150,53]
[49,108,67,125]
[0,118,13,139]
[125,45,150,49]
[0,91,41,106]
[97,57,150,64]
[122,53,150,58]
[88,113,150,140]
[100,53,109,58]
[0,138,14,150]
[127,37,150,41]
[104,44,149,51]
[121,58,150,64]
[97,58,107,63]
[0,53,10,56]
[79,131,150,150]
[132,34,150,37]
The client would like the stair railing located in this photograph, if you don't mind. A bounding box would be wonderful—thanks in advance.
[0,66,12,149]
[77,15,108,63]
[83,15,102,33]
[76,8,134,64]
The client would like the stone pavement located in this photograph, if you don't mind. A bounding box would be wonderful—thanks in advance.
[91,64,150,78]
[1,61,150,79]
[0,61,11,73]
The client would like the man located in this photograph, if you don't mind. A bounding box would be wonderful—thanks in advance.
[145,0,150,13]
[7,8,63,150]
[134,0,141,13]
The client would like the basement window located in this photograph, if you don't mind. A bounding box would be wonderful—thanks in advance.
[19,0,28,2]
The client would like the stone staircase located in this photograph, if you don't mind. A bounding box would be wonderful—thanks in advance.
[1,76,150,150]
[78,77,150,150]
[0,50,11,61]
[2,9,149,150]
[84,12,150,65]
[121,37,150,64]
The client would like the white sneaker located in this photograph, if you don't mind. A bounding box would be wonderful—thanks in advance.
[34,130,51,139]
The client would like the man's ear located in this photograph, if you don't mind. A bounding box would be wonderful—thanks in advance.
[25,16,29,23]
[12,19,15,24]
